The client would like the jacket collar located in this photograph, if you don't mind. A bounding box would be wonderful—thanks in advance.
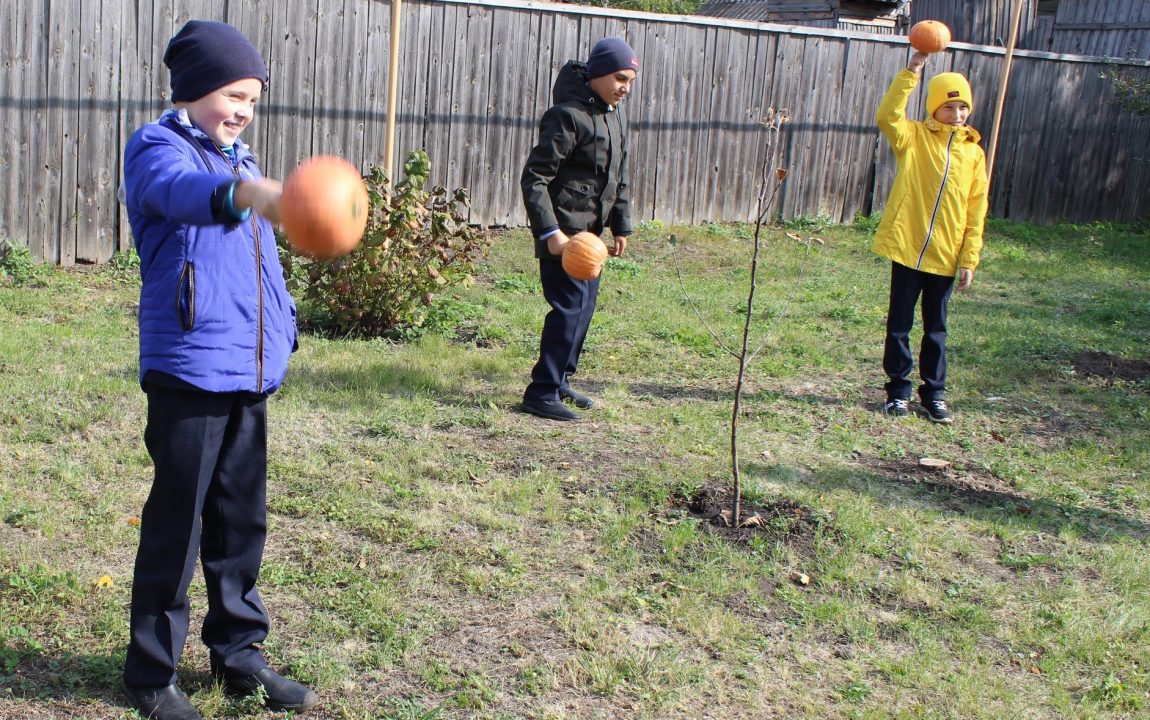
[160,108,255,164]
[925,117,981,143]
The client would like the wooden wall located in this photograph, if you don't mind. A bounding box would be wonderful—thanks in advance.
[3,0,1150,264]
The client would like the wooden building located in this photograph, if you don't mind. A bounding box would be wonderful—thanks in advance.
[696,0,911,34]
[910,0,1150,59]
[699,1,1150,58]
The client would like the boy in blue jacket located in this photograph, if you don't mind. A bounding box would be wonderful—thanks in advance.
[120,20,317,719]
[520,38,639,421]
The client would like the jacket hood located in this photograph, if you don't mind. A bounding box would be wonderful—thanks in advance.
[553,60,607,108]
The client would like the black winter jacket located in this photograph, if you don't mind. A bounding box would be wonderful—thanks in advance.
[521,60,633,259]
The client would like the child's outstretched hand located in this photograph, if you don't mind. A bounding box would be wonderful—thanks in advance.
[234,179,284,224]
[908,51,929,74]
[958,267,974,291]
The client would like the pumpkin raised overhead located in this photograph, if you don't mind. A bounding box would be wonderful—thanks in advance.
[562,232,609,281]
[909,20,951,54]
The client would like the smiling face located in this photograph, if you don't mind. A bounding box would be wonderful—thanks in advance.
[932,100,971,127]
[588,69,637,108]
[179,77,264,147]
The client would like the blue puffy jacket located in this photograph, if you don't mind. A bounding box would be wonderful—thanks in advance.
[123,110,297,394]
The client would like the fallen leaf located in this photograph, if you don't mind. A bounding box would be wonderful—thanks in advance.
[717,510,733,527]
[886,527,897,533]
[990,432,1006,442]
[127,517,141,527]
[94,575,114,590]
[467,471,486,485]
[789,571,811,586]
[739,514,765,528]
[811,237,825,245]
[785,232,802,242]
[775,168,789,180]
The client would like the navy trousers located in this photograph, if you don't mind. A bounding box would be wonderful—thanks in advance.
[525,256,600,402]
[883,261,955,402]
[123,384,270,687]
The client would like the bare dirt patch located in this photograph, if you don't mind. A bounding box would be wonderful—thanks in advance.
[678,486,832,558]
[1073,350,1150,384]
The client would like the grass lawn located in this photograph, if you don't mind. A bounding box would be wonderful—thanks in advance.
[1,218,1148,719]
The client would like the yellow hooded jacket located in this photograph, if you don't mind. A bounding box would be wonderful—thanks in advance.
[872,69,988,277]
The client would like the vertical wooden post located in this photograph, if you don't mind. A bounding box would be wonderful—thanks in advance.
[985,0,1026,184]
[384,0,403,178]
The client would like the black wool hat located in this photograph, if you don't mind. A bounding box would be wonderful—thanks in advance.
[164,20,268,102]
[586,37,640,79]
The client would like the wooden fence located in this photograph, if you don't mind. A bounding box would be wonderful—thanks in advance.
[3,0,1149,265]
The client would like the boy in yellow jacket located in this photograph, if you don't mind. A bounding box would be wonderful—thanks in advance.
[873,50,988,424]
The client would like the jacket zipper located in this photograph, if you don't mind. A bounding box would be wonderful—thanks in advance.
[917,132,956,269]
[211,144,265,392]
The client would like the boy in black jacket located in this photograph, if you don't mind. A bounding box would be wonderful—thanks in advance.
[520,37,639,421]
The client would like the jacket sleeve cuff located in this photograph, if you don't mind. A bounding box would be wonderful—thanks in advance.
[210,180,252,224]
[537,225,560,240]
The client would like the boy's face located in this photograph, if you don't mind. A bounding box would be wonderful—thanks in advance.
[181,77,264,147]
[589,69,637,108]
[932,101,971,127]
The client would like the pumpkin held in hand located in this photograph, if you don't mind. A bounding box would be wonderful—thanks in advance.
[562,232,609,281]
[280,155,370,260]
[909,20,951,54]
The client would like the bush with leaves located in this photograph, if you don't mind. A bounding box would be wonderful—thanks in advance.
[0,239,50,288]
[283,150,491,338]
[1102,62,1150,117]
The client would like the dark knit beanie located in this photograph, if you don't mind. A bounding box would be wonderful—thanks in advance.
[586,37,640,79]
[164,20,268,102]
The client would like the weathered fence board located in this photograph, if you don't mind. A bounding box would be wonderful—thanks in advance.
[5,0,1150,265]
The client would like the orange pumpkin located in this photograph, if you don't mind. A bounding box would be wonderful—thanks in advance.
[909,20,951,54]
[280,156,370,260]
[561,231,609,281]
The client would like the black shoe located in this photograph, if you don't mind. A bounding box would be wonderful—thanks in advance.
[560,386,594,409]
[122,683,203,720]
[521,397,581,421]
[882,398,910,417]
[923,399,953,424]
[218,668,319,712]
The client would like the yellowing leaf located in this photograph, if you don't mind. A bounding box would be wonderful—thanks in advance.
[128,517,141,526]
[94,575,114,589]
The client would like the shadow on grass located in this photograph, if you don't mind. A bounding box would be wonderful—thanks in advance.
[0,649,123,704]
[752,460,1150,543]
[1,649,226,709]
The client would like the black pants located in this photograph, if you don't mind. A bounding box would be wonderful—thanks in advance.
[883,261,955,402]
[123,384,270,687]
[524,257,600,402]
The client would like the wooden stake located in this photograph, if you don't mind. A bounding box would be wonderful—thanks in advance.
[985,0,1026,184]
[384,0,403,178]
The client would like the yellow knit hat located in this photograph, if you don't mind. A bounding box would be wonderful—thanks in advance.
[926,72,973,117]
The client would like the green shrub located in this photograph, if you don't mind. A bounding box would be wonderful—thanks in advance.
[284,151,491,339]
[0,239,50,287]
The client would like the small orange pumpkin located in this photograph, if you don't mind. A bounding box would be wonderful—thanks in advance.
[280,155,370,260]
[909,20,951,54]
[561,231,609,281]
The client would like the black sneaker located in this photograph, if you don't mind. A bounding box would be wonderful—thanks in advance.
[882,398,910,417]
[923,399,953,424]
